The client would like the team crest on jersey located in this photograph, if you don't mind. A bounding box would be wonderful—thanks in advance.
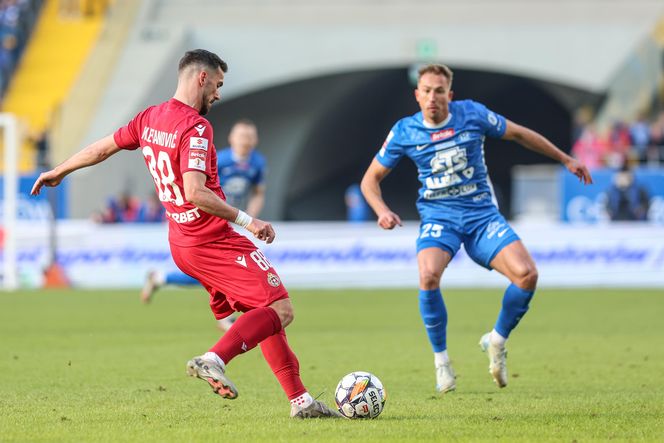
[194,124,206,136]
[431,128,454,142]
[190,137,208,151]
[267,272,281,287]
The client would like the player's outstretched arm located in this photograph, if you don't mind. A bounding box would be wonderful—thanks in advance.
[31,135,121,195]
[502,120,593,185]
[360,158,403,229]
[183,171,275,243]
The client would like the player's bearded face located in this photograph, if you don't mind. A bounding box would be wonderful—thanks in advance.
[415,73,453,125]
[200,68,224,115]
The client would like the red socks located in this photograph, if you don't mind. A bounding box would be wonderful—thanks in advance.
[209,306,306,400]
[260,330,307,400]
[210,307,281,364]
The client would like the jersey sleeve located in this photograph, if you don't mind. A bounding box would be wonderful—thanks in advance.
[471,100,507,138]
[180,120,215,177]
[375,122,404,169]
[113,109,147,151]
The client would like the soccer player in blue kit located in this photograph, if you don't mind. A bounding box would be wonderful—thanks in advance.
[361,64,593,393]
[141,119,267,331]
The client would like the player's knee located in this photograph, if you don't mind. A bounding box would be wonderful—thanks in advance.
[278,304,294,328]
[514,264,538,290]
[419,269,442,290]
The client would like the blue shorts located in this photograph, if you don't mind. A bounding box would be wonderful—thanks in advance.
[416,207,520,269]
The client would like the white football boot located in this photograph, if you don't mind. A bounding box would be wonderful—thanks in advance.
[479,332,508,388]
[435,362,456,393]
[290,400,343,419]
[186,356,238,399]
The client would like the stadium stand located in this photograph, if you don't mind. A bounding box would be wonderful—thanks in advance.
[0,0,106,172]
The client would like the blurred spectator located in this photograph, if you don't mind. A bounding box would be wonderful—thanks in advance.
[345,183,370,222]
[571,106,594,144]
[93,191,142,223]
[629,113,651,163]
[137,193,165,223]
[605,121,631,168]
[0,0,43,97]
[28,127,50,169]
[649,111,664,164]
[605,162,650,221]
[571,123,608,170]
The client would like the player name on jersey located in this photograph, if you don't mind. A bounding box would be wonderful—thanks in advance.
[141,126,178,149]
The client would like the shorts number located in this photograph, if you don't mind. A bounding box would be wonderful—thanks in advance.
[142,146,185,206]
[420,223,443,239]
[250,249,272,271]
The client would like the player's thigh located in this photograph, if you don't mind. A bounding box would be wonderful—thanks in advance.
[171,234,288,316]
[417,247,454,289]
[489,240,538,290]
[463,211,520,269]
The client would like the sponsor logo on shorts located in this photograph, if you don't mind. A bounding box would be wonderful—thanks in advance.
[486,221,506,239]
[497,228,509,238]
[235,255,247,268]
[267,272,281,287]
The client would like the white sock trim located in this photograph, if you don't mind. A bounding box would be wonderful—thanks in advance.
[490,329,507,347]
[434,350,450,367]
[203,352,226,369]
[290,392,313,408]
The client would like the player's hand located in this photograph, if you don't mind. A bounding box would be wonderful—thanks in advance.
[247,218,276,244]
[377,210,402,230]
[564,157,593,185]
[30,169,64,195]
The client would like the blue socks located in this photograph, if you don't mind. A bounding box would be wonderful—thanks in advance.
[165,271,199,286]
[418,288,448,352]
[494,283,535,339]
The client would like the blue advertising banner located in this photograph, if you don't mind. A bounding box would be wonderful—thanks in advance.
[561,167,664,224]
[0,173,68,220]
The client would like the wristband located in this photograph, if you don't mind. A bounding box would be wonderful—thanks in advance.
[234,209,253,228]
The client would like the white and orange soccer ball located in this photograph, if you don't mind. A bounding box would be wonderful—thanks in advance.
[334,371,386,419]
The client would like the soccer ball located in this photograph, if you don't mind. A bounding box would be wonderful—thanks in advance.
[335,371,386,419]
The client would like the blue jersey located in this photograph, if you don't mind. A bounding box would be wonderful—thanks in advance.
[217,148,266,210]
[376,100,506,220]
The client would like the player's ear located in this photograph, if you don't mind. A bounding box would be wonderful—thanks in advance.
[449,90,454,100]
[199,70,207,87]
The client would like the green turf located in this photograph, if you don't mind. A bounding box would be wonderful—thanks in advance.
[1,288,663,442]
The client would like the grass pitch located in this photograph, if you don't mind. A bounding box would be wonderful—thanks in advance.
[1,288,663,442]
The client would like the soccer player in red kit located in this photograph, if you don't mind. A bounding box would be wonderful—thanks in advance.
[31,49,340,419]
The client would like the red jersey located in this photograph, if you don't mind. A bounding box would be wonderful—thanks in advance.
[113,98,231,247]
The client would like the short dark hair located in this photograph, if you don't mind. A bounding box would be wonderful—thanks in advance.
[233,118,256,129]
[418,64,453,86]
[178,49,228,74]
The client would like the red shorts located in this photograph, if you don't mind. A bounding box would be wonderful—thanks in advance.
[169,229,289,320]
